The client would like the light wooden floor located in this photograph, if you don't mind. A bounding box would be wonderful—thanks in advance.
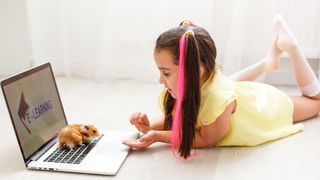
[0,77,319,180]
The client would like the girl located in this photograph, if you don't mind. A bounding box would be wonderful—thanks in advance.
[122,16,320,159]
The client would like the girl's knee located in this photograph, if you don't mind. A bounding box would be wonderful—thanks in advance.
[291,96,320,122]
[310,92,320,100]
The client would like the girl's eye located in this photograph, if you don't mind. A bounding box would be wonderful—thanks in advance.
[163,72,170,77]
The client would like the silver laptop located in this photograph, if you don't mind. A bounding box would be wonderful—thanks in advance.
[1,62,139,175]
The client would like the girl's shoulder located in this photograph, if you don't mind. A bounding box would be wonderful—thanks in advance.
[201,69,234,96]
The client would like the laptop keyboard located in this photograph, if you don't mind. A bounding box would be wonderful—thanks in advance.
[44,134,103,164]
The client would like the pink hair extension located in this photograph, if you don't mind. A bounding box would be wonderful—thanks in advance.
[171,31,188,159]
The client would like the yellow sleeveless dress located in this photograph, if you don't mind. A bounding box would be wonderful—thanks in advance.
[159,70,303,146]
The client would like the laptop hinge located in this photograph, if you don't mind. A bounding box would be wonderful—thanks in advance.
[27,136,58,165]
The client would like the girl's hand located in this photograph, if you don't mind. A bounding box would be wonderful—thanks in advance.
[130,112,150,133]
[122,130,157,148]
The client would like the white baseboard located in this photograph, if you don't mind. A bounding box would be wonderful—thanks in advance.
[265,71,296,85]
[264,57,320,85]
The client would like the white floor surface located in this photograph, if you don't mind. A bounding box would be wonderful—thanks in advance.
[0,77,319,180]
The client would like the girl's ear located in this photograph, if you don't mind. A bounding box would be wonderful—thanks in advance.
[199,65,208,84]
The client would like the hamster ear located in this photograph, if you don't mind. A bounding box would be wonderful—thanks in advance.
[80,125,89,132]
[84,125,89,131]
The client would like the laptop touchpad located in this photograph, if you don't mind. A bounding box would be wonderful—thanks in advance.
[95,141,128,155]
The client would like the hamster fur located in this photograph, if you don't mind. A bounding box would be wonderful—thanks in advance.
[59,124,100,149]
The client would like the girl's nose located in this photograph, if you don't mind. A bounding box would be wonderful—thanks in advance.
[159,76,164,84]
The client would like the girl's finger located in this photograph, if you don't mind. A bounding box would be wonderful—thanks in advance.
[131,112,140,124]
[135,123,142,131]
[138,136,145,142]
[139,133,152,142]
[122,139,145,148]
[138,113,143,123]
[138,114,147,125]
[130,117,134,125]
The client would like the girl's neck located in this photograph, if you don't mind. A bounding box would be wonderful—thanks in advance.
[200,72,211,86]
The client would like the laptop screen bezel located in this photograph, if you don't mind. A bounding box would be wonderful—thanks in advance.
[0,62,68,165]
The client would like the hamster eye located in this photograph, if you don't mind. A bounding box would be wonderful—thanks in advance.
[93,130,96,134]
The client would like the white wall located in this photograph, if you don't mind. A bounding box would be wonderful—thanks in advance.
[0,0,31,76]
[24,0,219,82]
[0,0,319,84]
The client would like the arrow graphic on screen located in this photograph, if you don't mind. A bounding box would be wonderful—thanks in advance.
[17,93,31,134]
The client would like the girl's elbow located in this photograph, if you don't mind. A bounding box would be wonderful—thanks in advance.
[205,139,220,148]
[194,138,218,148]
[202,133,227,148]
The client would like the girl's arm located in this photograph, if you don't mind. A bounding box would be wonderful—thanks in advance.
[193,100,236,148]
[150,115,165,131]
[155,100,236,147]
[123,100,236,148]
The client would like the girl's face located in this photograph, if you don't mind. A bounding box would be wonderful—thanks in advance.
[154,49,179,98]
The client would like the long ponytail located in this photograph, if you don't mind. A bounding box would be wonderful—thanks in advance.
[172,30,201,159]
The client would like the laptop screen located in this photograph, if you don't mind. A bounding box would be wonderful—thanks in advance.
[1,63,67,161]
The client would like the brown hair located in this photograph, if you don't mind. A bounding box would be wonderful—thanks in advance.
[155,23,217,158]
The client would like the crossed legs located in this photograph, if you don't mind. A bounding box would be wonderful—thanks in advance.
[229,15,320,122]
[274,15,320,122]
